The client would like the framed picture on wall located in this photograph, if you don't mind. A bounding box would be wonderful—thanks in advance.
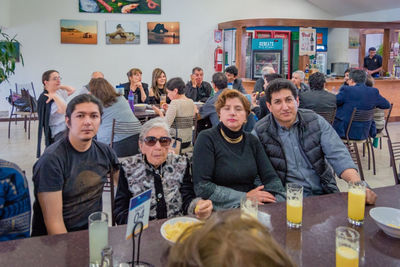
[79,0,161,14]
[147,22,180,44]
[106,21,140,44]
[60,19,97,44]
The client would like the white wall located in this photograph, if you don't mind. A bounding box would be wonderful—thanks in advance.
[0,0,335,113]
[0,0,11,28]
[327,28,359,73]
[336,8,400,21]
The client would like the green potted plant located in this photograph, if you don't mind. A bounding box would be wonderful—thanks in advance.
[0,28,24,84]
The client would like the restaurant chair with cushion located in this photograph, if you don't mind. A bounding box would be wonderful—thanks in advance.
[8,89,38,140]
[343,108,376,175]
[110,119,140,158]
[16,82,36,99]
[315,107,337,125]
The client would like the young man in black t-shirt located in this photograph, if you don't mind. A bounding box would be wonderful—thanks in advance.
[32,94,119,236]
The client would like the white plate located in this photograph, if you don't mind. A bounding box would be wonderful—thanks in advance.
[369,207,400,238]
[160,216,200,244]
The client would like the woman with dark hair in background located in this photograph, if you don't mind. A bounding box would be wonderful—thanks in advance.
[89,78,142,157]
[148,68,168,104]
[153,77,197,153]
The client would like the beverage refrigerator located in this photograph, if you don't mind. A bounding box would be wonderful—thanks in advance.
[251,50,282,79]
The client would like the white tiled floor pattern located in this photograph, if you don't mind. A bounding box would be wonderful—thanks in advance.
[1,120,399,218]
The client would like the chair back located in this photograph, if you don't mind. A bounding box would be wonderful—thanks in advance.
[103,169,116,226]
[383,103,393,140]
[110,119,141,157]
[345,143,365,181]
[315,107,337,125]
[387,139,400,185]
[345,108,375,142]
[16,82,36,99]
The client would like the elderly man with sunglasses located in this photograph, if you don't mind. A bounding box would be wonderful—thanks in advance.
[114,117,213,223]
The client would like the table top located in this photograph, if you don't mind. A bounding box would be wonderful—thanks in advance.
[0,185,399,267]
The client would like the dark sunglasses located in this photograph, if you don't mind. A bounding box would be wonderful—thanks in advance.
[143,136,172,147]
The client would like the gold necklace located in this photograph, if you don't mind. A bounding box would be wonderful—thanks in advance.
[220,128,243,144]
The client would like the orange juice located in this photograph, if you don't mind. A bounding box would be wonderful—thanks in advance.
[348,189,366,221]
[287,200,303,224]
[336,246,359,267]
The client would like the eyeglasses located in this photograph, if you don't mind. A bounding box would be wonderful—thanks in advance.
[143,136,172,147]
[50,76,62,81]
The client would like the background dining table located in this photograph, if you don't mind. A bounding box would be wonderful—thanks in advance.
[0,185,399,267]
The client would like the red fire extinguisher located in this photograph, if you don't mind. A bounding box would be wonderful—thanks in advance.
[214,46,223,72]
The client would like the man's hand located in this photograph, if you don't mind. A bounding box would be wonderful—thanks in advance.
[247,185,276,204]
[190,74,196,87]
[194,199,212,219]
[365,188,377,204]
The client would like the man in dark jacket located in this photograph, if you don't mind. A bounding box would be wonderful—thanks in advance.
[333,69,390,140]
[299,72,336,111]
[185,67,212,102]
[253,79,376,203]
[224,65,246,93]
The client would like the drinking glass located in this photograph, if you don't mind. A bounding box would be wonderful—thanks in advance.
[336,226,359,267]
[286,183,303,228]
[347,181,366,226]
[240,195,258,220]
[160,94,167,106]
[89,212,109,266]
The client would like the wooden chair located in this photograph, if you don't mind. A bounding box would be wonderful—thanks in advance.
[8,89,37,139]
[315,107,337,125]
[345,142,365,181]
[343,108,376,175]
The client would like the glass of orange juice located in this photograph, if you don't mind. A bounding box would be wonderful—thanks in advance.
[160,94,167,106]
[348,181,366,226]
[336,226,359,267]
[286,183,303,228]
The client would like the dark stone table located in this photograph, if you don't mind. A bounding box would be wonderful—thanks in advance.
[0,185,399,266]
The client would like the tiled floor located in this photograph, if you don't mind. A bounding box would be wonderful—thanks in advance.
[1,120,399,215]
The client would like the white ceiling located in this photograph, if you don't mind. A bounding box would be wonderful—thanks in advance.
[307,0,400,17]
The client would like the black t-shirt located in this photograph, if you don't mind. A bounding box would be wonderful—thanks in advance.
[31,137,119,236]
[122,82,149,104]
[363,54,382,71]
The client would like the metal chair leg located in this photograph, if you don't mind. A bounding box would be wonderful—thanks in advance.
[369,138,376,175]
[353,142,365,181]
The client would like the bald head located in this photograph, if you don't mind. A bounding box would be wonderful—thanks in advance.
[91,71,104,79]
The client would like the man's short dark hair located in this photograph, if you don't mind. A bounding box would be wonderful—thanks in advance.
[224,65,238,76]
[212,72,228,90]
[308,72,326,91]
[192,67,203,74]
[66,94,103,121]
[368,47,376,52]
[349,69,367,84]
[265,79,298,104]
[166,77,186,95]
[42,70,58,85]
[264,73,282,83]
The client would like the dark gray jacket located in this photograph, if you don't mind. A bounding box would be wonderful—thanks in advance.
[254,109,339,194]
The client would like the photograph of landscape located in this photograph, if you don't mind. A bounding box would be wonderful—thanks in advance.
[60,19,97,44]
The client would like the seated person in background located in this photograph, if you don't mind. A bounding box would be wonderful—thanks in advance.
[333,69,390,140]
[253,79,377,203]
[148,68,168,104]
[193,89,285,210]
[185,67,213,102]
[122,68,149,104]
[366,74,386,134]
[224,65,246,93]
[343,68,351,86]
[114,118,212,223]
[299,72,336,111]
[253,65,275,93]
[32,94,119,236]
[0,159,31,241]
[364,47,382,78]
[153,78,196,153]
[89,78,142,157]
[291,70,310,93]
[251,73,282,120]
[37,70,76,158]
[79,71,104,94]
[167,210,295,267]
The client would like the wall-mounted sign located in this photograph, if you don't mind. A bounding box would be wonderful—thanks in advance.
[299,27,316,56]
[252,38,283,50]
[317,33,323,45]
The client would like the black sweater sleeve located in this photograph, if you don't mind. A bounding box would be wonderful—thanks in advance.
[113,167,132,225]
[179,158,196,214]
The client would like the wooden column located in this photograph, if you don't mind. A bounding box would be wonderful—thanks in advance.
[359,31,366,68]
[382,29,391,74]
[235,26,247,78]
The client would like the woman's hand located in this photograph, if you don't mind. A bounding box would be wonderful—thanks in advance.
[194,199,213,219]
[247,185,276,204]
[152,105,164,117]
[161,103,168,111]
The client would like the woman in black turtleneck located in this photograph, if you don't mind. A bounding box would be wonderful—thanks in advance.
[193,89,285,210]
